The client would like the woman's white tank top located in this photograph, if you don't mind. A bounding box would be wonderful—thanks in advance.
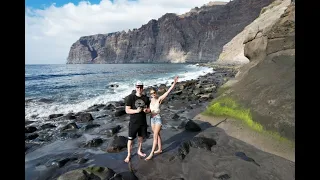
[150,99,161,114]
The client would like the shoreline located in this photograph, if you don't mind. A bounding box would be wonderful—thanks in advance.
[25,63,214,121]
[25,65,236,152]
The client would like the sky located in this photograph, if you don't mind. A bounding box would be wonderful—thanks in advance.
[26,0,229,64]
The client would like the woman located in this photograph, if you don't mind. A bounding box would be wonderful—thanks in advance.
[145,76,179,160]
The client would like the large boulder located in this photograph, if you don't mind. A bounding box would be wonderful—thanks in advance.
[175,137,217,160]
[106,136,128,153]
[49,114,64,119]
[75,112,94,122]
[57,166,116,180]
[84,124,101,131]
[99,125,122,137]
[84,138,104,147]
[25,126,37,133]
[114,107,126,117]
[40,123,56,130]
[61,122,79,131]
[185,120,202,132]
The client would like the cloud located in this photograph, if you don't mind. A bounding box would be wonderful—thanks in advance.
[25,0,228,64]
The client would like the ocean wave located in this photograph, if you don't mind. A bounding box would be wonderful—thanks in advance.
[24,88,133,120]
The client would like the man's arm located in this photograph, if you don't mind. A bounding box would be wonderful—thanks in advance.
[125,94,141,114]
[143,97,151,113]
[143,106,151,113]
[126,106,141,114]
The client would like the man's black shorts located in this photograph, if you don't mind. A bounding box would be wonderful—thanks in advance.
[128,123,147,140]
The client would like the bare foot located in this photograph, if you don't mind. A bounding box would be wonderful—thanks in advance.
[145,153,153,161]
[124,155,131,163]
[138,151,146,157]
[154,150,162,154]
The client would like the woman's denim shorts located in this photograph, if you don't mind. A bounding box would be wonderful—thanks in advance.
[151,114,162,125]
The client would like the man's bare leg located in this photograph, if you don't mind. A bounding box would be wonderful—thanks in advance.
[124,140,133,163]
[137,136,146,157]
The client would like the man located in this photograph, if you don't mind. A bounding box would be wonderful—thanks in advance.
[124,81,151,163]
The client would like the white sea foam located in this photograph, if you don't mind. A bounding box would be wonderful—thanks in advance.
[135,65,214,87]
[25,86,133,119]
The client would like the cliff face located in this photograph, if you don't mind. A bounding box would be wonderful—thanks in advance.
[67,0,274,64]
[222,1,295,141]
[216,0,291,65]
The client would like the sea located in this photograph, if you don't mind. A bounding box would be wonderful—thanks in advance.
[25,64,214,122]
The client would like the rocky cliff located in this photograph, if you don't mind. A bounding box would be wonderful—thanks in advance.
[217,0,295,141]
[216,0,291,64]
[67,0,274,64]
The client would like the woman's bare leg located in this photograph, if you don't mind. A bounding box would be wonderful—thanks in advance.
[145,124,161,160]
[154,133,162,154]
